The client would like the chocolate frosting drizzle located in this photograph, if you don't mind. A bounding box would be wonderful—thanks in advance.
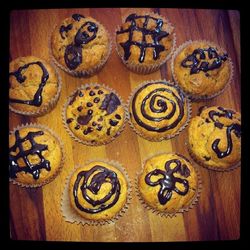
[181,47,228,75]
[116,13,169,63]
[9,130,50,180]
[9,61,49,107]
[73,165,121,214]
[207,107,241,158]
[60,14,98,70]
[132,82,185,132]
[145,159,190,205]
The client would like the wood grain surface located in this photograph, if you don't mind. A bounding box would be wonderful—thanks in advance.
[9,8,241,242]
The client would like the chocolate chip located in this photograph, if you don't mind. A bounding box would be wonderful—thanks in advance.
[83,127,93,135]
[100,92,121,115]
[66,118,73,124]
[77,114,92,125]
[204,156,211,161]
[78,91,83,97]
[97,125,103,131]
[92,122,97,126]
[115,114,121,120]
[106,127,111,135]
[87,102,93,107]
[88,109,93,115]
[110,119,119,126]
[94,97,100,103]
[75,125,80,130]
[77,106,83,112]
[98,90,104,95]
[98,116,103,122]
[94,86,99,89]
[205,118,210,123]
[86,87,91,90]
[89,91,95,96]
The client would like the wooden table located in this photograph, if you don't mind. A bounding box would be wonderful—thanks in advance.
[9,8,241,242]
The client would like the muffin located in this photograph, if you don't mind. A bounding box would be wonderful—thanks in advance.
[51,13,111,76]
[116,12,175,74]
[188,106,241,171]
[172,40,232,99]
[128,80,190,141]
[9,56,61,115]
[9,125,63,187]
[64,84,126,145]
[138,153,200,215]
[68,161,128,221]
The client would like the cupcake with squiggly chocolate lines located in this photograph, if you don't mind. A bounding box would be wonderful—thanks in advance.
[128,80,191,141]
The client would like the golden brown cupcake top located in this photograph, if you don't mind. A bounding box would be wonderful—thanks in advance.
[188,106,241,170]
[51,14,110,72]
[116,13,174,66]
[9,56,59,113]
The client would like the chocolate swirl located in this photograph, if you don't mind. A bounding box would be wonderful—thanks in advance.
[145,159,190,205]
[73,165,121,214]
[116,13,169,63]
[131,82,186,132]
[9,130,50,180]
[9,61,49,107]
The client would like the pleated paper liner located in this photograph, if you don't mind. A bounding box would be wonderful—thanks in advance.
[126,79,192,142]
[9,123,65,188]
[135,152,202,218]
[9,62,62,117]
[186,140,241,172]
[62,83,128,146]
[115,11,176,74]
[61,159,132,226]
[171,39,234,101]
[50,20,112,77]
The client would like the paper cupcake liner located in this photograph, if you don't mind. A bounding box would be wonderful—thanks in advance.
[186,140,241,172]
[50,22,112,77]
[115,11,176,74]
[61,159,132,226]
[171,39,234,101]
[62,83,128,146]
[135,152,202,217]
[9,122,65,188]
[126,79,192,142]
[9,63,62,117]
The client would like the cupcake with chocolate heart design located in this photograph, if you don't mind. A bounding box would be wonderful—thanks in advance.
[51,14,111,77]
[63,84,126,145]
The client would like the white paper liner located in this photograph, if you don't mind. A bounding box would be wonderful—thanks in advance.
[136,152,202,217]
[62,83,128,146]
[127,79,192,142]
[61,159,132,226]
[115,11,176,74]
[50,20,112,77]
[9,123,65,188]
[9,62,62,117]
[171,39,234,101]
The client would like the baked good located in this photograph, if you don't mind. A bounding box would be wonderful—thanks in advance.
[68,161,128,221]
[9,56,60,115]
[138,153,200,214]
[116,12,175,73]
[188,106,241,170]
[172,40,232,99]
[51,13,111,75]
[129,80,190,141]
[9,125,63,187]
[65,84,125,145]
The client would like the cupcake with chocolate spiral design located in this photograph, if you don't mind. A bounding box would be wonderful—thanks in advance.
[128,80,191,141]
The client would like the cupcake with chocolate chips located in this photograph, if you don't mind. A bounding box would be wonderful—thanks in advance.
[188,106,241,171]
[172,40,233,100]
[51,14,111,76]
[116,12,176,74]
[63,84,126,145]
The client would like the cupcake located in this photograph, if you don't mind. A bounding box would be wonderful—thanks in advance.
[63,84,126,145]
[9,56,61,116]
[172,40,233,100]
[138,153,201,215]
[51,13,111,76]
[66,161,129,222]
[188,106,241,171]
[116,12,175,74]
[9,124,64,187]
[128,80,191,141]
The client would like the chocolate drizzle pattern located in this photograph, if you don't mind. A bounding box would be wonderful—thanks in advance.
[73,165,121,214]
[131,82,186,132]
[145,159,190,205]
[9,130,50,180]
[9,61,49,107]
[116,13,169,63]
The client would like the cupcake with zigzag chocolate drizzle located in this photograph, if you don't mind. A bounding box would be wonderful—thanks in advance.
[116,12,175,74]
[172,40,233,100]
[128,80,191,141]
[51,14,111,76]
[188,106,241,171]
